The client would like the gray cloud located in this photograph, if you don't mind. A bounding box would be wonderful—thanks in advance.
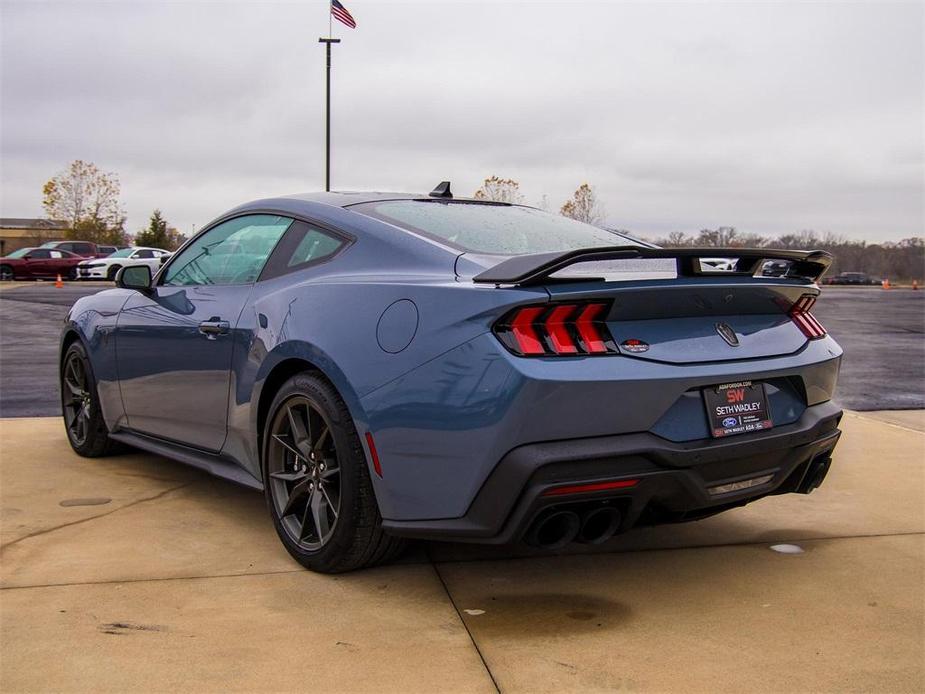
[2,0,922,240]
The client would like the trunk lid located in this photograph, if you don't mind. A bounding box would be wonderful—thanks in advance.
[458,247,830,365]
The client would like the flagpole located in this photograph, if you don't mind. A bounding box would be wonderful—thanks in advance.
[319,36,338,192]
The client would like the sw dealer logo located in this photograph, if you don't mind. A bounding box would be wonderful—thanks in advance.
[726,387,748,404]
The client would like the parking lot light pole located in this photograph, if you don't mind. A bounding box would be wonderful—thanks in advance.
[318,37,340,193]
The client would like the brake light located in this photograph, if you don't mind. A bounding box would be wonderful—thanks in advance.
[494,302,618,356]
[789,294,826,339]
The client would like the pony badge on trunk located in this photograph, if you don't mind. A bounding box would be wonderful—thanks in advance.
[715,322,739,347]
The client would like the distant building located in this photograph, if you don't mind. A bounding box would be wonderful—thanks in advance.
[0,218,68,256]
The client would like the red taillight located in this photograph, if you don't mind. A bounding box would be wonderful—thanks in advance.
[545,305,579,354]
[510,306,545,355]
[575,303,609,353]
[542,479,639,497]
[495,302,618,356]
[789,294,826,339]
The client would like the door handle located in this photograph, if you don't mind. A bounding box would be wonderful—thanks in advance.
[198,319,230,339]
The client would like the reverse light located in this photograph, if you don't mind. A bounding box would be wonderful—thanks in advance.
[789,294,827,339]
[494,302,618,357]
[542,479,640,497]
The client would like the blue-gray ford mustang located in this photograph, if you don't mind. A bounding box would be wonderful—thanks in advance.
[60,184,843,572]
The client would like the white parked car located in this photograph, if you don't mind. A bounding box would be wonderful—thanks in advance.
[77,247,172,281]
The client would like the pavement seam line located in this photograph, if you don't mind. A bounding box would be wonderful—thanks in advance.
[0,567,308,591]
[846,411,925,434]
[0,481,195,555]
[431,560,502,694]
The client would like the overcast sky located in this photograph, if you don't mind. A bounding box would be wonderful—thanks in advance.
[1,0,922,241]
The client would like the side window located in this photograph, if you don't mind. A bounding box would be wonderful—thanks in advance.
[49,250,64,259]
[134,249,155,259]
[260,221,347,280]
[72,243,93,255]
[163,215,292,287]
[28,249,51,259]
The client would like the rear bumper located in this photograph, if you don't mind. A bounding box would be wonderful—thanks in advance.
[382,400,842,543]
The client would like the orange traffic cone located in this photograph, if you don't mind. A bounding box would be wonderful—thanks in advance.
[882,278,890,289]
[55,274,64,288]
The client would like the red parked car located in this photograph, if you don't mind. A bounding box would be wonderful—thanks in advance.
[0,247,85,280]
[40,240,116,259]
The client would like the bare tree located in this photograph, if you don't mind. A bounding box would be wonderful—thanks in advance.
[474,176,524,204]
[560,183,604,225]
[42,160,126,244]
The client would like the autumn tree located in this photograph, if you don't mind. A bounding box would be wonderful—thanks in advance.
[42,160,126,245]
[474,176,524,204]
[560,183,604,225]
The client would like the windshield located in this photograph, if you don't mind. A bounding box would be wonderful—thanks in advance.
[352,200,635,255]
[5,247,33,259]
[109,248,135,258]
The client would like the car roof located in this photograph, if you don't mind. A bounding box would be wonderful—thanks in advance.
[282,190,485,208]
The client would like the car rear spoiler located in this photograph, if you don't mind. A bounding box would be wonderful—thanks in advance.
[471,246,834,286]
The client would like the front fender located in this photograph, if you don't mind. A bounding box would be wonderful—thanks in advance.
[61,290,135,430]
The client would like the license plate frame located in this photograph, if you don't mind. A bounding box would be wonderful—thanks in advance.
[703,381,773,438]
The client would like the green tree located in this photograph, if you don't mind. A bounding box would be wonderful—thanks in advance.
[135,209,169,249]
[560,183,604,225]
[42,160,126,244]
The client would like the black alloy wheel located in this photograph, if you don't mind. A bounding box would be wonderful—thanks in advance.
[0,265,13,281]
[262,372,405,573]
[60,342,114,457]
[267,396,341,551]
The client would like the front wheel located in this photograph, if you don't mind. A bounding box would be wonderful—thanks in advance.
[106,265,121,281]
[61,342,114,457]
[263,372,405,573]
[0,264,13,281]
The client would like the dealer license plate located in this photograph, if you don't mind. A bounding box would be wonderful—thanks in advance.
[703,381,773,438]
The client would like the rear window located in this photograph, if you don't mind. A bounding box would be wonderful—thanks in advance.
[353,200,631,255]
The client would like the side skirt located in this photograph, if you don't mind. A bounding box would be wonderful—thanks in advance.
[109,429,263,491]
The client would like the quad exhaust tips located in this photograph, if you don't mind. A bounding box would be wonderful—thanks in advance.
[524,505,623,549]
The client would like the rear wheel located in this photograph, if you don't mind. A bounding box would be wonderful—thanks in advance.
[0,265,13,281]
[263,372,404,573]
[61,342,114,457]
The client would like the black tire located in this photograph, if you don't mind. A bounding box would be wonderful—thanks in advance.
[68,266,79,281]
[262,372,405,573]
[0,264,13,281]
[61,341,115,457]
[106,264,121,281]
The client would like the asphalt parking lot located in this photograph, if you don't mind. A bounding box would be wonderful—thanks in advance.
[1,283,922,417]
[1,282,923,692]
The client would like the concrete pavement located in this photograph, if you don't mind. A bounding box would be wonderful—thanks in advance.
[1,412,923,692]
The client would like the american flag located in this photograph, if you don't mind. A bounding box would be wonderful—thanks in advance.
[331,0,357,29]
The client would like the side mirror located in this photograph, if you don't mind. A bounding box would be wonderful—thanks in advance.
[116,265,152,292]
